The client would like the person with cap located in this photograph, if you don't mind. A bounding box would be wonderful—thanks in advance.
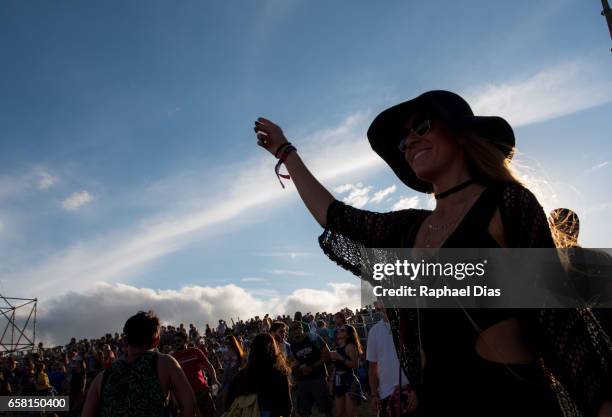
[254,90,612,417]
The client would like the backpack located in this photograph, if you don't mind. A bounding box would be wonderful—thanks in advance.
[224,394,260,417]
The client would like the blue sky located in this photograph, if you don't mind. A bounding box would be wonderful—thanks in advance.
[1,1,611,342]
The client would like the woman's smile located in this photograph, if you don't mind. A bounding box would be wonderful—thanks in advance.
[412,148,431,162]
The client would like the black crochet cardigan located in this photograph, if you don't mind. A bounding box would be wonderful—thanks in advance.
[319,182,611,417]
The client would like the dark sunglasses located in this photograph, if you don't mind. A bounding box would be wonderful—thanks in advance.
[398,118,431,152]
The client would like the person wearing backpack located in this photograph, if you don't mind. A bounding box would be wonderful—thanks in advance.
[225,333,292,417]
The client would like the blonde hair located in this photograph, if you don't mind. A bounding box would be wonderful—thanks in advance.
[549,209,580,249]
[460,131,520,186]
[460,131,566,248]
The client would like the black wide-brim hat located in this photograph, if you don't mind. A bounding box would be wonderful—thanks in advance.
[367,90,516,193]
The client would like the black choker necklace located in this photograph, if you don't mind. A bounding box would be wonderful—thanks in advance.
[434,179,476,200]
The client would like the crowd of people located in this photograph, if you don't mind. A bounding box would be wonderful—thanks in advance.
[0,305,404,417]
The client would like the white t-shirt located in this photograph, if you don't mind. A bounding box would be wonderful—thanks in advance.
[366,320,409,399]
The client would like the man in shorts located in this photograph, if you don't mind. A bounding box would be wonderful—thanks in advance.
[289,322,332,417]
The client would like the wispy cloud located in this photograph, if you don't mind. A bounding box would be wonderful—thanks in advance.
[371,185,397,203]
[334,183,398,208]
[241,277,267,283]
[582,201,612,215]
[265,269,312,277]
[391,196,421,211]
[62,191,93,211]
[255,251,316,259]
[467,59,612,127]
[37,172,56,190]
[587,161,609,172]
[335,183,372,208]
[1,113,385,298]
[0,168,57,200]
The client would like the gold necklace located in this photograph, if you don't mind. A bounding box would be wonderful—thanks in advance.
[423,220,457,248]
[421,192,481,248]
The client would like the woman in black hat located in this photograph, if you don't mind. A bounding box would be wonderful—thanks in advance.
[254,91,611,417]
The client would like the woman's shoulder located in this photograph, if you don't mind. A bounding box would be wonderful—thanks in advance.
[492,181,542,209]
[491,181,555,248]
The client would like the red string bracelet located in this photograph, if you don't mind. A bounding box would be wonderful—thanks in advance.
[275,144,296,188]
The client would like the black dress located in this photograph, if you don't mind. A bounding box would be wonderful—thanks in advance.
[319,182,611,417]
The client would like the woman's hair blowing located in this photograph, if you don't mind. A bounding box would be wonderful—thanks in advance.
[460,131,566,248]
[460,131,519,186]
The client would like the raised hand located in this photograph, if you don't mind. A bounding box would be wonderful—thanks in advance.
[254,117,289,156]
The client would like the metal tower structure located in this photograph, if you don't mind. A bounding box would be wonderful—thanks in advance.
[0,295,37,354]
[602,0,612,50]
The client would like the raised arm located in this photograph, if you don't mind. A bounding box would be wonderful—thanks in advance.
[254,117,427,279]
[254,117,334,227]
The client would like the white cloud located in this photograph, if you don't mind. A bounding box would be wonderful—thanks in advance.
[466,60,612,127]
[425,195,436,210]
[341,184,372,209]
[334,184,356,194]
[255,251,316,258]
[280,282,361,316]
[241,277,267,283]
[62,191,93,211]
[265,269,312,277]
[370,185,397,204]
[335,183,398,208]
[391,196,421,211]
[36,281,360,345]
[588,161,609,172]
[1,169,56,199]
[37,172,56,190]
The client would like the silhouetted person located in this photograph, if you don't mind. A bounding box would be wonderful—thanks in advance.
[82,311,196,417]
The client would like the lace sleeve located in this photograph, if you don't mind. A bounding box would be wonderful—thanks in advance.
[498,182,555,248]
[538,308,612,417]
[318,200,426,278]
